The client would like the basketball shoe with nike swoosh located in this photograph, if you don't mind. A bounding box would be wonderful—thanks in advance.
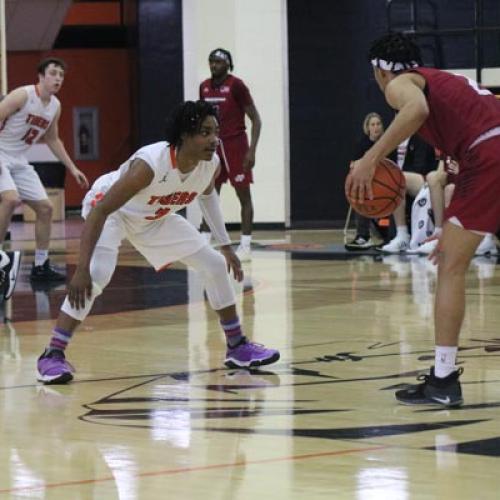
[395,366,464,407]
[225,338,280,369]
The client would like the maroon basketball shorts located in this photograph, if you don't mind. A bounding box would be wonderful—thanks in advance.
[216,134,253,188]
[445,136,500,233]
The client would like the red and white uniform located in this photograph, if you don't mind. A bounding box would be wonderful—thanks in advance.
[0,85,60,200]
[411,67,500,233]
[83,141,220,269]
[200,75,254,187]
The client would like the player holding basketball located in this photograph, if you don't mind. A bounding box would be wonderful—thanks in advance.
[346,32,500,406]
[199,49,262,261]
[345,112,398,250]
[36,100,279,384]
[0,57,89,284]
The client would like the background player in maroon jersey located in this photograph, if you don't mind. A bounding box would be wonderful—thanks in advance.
[0,58,89,283]
[346,32,500,407]
[199,48,262,261]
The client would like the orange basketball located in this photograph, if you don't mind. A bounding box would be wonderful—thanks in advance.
[346,158,406,218]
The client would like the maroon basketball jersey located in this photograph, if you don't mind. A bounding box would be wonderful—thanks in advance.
[199,75,253,140]
[411,67,500,159]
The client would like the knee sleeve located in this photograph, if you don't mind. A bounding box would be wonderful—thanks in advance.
[60,246,118,321]
[60,282,103,321]
[90,246,118,289]
[181,246,236,310]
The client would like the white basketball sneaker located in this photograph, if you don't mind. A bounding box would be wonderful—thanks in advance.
[475,235,498,256]
[380,234,410,254]
[415,239,438,255]
[236,245,252,262]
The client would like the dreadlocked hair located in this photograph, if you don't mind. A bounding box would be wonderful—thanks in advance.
[368,32,423,72]
[164,100,218,147]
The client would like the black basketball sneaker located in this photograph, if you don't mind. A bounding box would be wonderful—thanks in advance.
[395,366,464,407]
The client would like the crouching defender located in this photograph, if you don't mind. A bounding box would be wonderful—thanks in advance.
[37,100,279,384]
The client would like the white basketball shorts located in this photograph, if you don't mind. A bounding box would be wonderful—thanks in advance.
[82,180,207,270]
[0,152,48,201]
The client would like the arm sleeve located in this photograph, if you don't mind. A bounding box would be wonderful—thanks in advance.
[197,190,232,246]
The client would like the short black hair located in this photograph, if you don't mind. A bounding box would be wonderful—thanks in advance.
[37,57,67,75]
[369,32,423,72]
[208,48,234,72]
[165,100,218,147]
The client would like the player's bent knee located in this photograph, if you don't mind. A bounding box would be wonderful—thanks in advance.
[33,201,53,219]
[89,247,118,289]
[195,246,227,277]
[60,282,103,321]
[438,249,473,275]
[1,196,22,213]
[206,254,228,281]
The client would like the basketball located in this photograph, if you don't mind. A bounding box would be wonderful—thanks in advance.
[346,158,406,218]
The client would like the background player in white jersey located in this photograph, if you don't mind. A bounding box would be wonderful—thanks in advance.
[36,100,279,384]
[0,57,89,285]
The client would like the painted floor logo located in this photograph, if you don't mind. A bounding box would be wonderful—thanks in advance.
[79,338,500,457]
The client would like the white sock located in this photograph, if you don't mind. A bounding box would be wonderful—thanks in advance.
[396,226,409,238]
[35,249,49,267]
[240,235,252,249]
[433,227,442,237]
[434,345,458,378]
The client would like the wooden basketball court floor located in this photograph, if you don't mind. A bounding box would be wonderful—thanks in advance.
[1,220,500,499]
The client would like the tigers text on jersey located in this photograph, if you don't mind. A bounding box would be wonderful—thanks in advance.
[0,85,60,156]
[87,141,219,224]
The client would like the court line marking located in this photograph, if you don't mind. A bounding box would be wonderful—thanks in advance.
[0,445,387,494]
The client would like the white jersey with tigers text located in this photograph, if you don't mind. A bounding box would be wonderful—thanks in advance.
[85,141,219,225]
[0,85,60,157]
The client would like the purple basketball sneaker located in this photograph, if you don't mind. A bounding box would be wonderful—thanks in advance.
[225,338,280,368]
[37,349,74,384]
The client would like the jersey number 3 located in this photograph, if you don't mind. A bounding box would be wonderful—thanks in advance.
[145,207,171,221]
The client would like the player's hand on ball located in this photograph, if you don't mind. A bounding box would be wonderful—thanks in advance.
[346,158,376,203]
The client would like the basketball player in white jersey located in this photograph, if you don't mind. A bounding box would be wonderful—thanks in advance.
[0,57,89,289]
[37,100,280,384]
